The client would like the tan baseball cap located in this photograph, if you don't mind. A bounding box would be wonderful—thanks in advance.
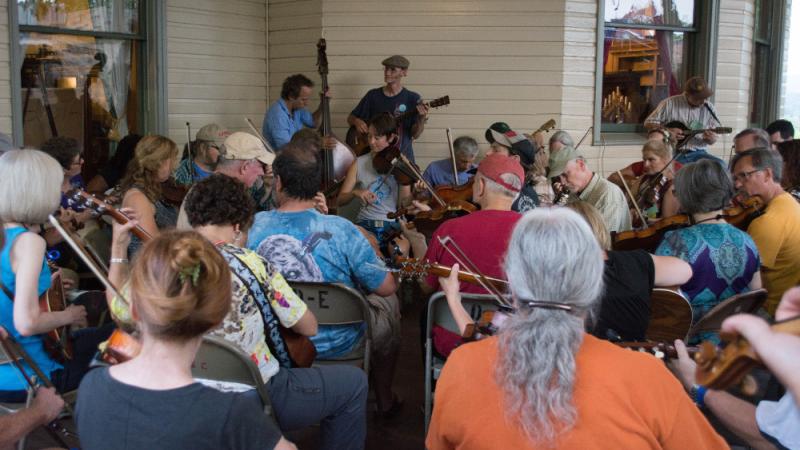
[547,145,582,178]
[195,123,230,147]
[222,132,275,165]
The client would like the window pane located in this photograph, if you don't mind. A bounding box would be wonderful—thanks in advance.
[750,44,770,125]
[601,28,687,130]
[605,0,695,28]
[21,32,139,181]
[18,0,140,34]
[754,0,772,42]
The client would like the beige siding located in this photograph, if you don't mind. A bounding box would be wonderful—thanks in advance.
[0,1,12,137]
[166,0,268,144]
[714,0,755,160]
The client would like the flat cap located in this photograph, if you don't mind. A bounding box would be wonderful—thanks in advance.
[382,55,410,69]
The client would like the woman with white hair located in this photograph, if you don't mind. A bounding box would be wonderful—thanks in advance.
[0,150,110,402]
[426,208,726,449]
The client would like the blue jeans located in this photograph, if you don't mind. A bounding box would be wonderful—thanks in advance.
[675,148,725,166]
[267,365,367,450]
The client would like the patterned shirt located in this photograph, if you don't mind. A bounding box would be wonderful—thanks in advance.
[210,244,307,382]
[656,223,760,343]
[574,173,632,232]
[173,159,212,187]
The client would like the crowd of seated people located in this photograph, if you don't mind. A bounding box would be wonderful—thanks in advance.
[1,68,798,450]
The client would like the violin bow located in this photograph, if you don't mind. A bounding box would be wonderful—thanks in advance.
[397,154,447,208]
[244,117,277,154]
[575,126,593,150]
[446,128,459,186]
[436,236,511,308]
[0,336,75,446]
[616,170,648,227]
[185,121,195,181]
[48,216,126,303]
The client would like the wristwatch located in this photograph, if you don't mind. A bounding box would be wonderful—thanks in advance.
[690,384,707,408]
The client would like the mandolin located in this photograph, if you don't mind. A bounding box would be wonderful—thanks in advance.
[662,121,733,148]
[345,96,451,157]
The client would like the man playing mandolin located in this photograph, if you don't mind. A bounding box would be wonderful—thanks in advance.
[644,76,724,165]
[347,55,428,162]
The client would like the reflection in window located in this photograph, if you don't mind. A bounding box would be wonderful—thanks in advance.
[18,0,139,34]
[18,1,141,181]
[600,0,696,133]
[604,0,695,27]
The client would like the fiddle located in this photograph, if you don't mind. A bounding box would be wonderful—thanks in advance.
[694,315,800,394]
[160,177,189,208]
[611,197,765,252]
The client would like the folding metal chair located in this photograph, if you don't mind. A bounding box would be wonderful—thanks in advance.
[423,292,501,433]
[288,281,373,373]
[192,335,274,416]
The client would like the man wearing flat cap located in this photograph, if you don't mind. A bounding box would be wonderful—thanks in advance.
[549,146,632,232]
[347,55,428,162]
[644,76,723,165]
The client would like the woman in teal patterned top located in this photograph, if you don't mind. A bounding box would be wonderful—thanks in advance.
[656,160,761,344]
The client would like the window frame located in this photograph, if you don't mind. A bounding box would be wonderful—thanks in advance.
[593,1,720,146]
[6,1,168,146]
[748,0,788,128]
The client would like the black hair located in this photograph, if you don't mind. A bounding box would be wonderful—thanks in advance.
[184,173,255,230]
[273,142,321,200]
[368,112,397,137]
[281,74,314,100]
[766,120,795,140]
[40,136,80,169]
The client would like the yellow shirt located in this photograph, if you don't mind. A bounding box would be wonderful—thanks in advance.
[748,192,800,313]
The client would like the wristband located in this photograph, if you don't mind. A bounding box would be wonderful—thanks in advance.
[110,258,129,264]
[690,384,707,408]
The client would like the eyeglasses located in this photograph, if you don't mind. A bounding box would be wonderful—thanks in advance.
[732,169,762,183]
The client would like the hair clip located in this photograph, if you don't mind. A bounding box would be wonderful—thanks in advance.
[178,263,201,286]
[518,299,573,312]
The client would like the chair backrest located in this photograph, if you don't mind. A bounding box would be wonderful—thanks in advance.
[646,288,693,342]
[424,292,502,433]
[288,281,372,371]
[689,289,768,338]
[192,336,273,415]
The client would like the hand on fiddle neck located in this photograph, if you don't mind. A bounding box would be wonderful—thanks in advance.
[439,264,473,337]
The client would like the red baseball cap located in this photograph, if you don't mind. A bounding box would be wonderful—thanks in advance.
[477,153,524,192]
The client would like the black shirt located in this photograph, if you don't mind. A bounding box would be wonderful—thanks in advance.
[76,368,281,450]
[593,250,655,341]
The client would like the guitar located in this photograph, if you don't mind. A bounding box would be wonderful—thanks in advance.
[65,189,152,242]
[662,121,733,148]
[645,288,693,342]
[40,262,73,362]
[345,95,451,156]
[393,257,508,291]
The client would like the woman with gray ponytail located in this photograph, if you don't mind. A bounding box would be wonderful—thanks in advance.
[426,208,726,449]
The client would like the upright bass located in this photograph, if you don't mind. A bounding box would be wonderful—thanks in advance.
[316,38,356,201]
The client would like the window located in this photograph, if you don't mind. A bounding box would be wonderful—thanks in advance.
[749,0,789,128]
[10,0,163,181]
[595,1,717,143]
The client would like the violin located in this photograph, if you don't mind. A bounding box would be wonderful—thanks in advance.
[611,197,765,252]
[371,142,419,186]
[694,315,800,394]
[160,177,189,208]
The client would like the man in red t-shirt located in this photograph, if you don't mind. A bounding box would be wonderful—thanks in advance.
[421,153,523,295]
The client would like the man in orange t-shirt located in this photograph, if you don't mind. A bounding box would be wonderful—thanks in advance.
[426,208,726,449]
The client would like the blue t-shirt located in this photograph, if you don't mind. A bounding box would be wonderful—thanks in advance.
[422,158,476,188]
[655,223,760,343]
[350,87,421,162]
[246,209,387,358]
[262,98,314,151]
[0,227,62,391]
